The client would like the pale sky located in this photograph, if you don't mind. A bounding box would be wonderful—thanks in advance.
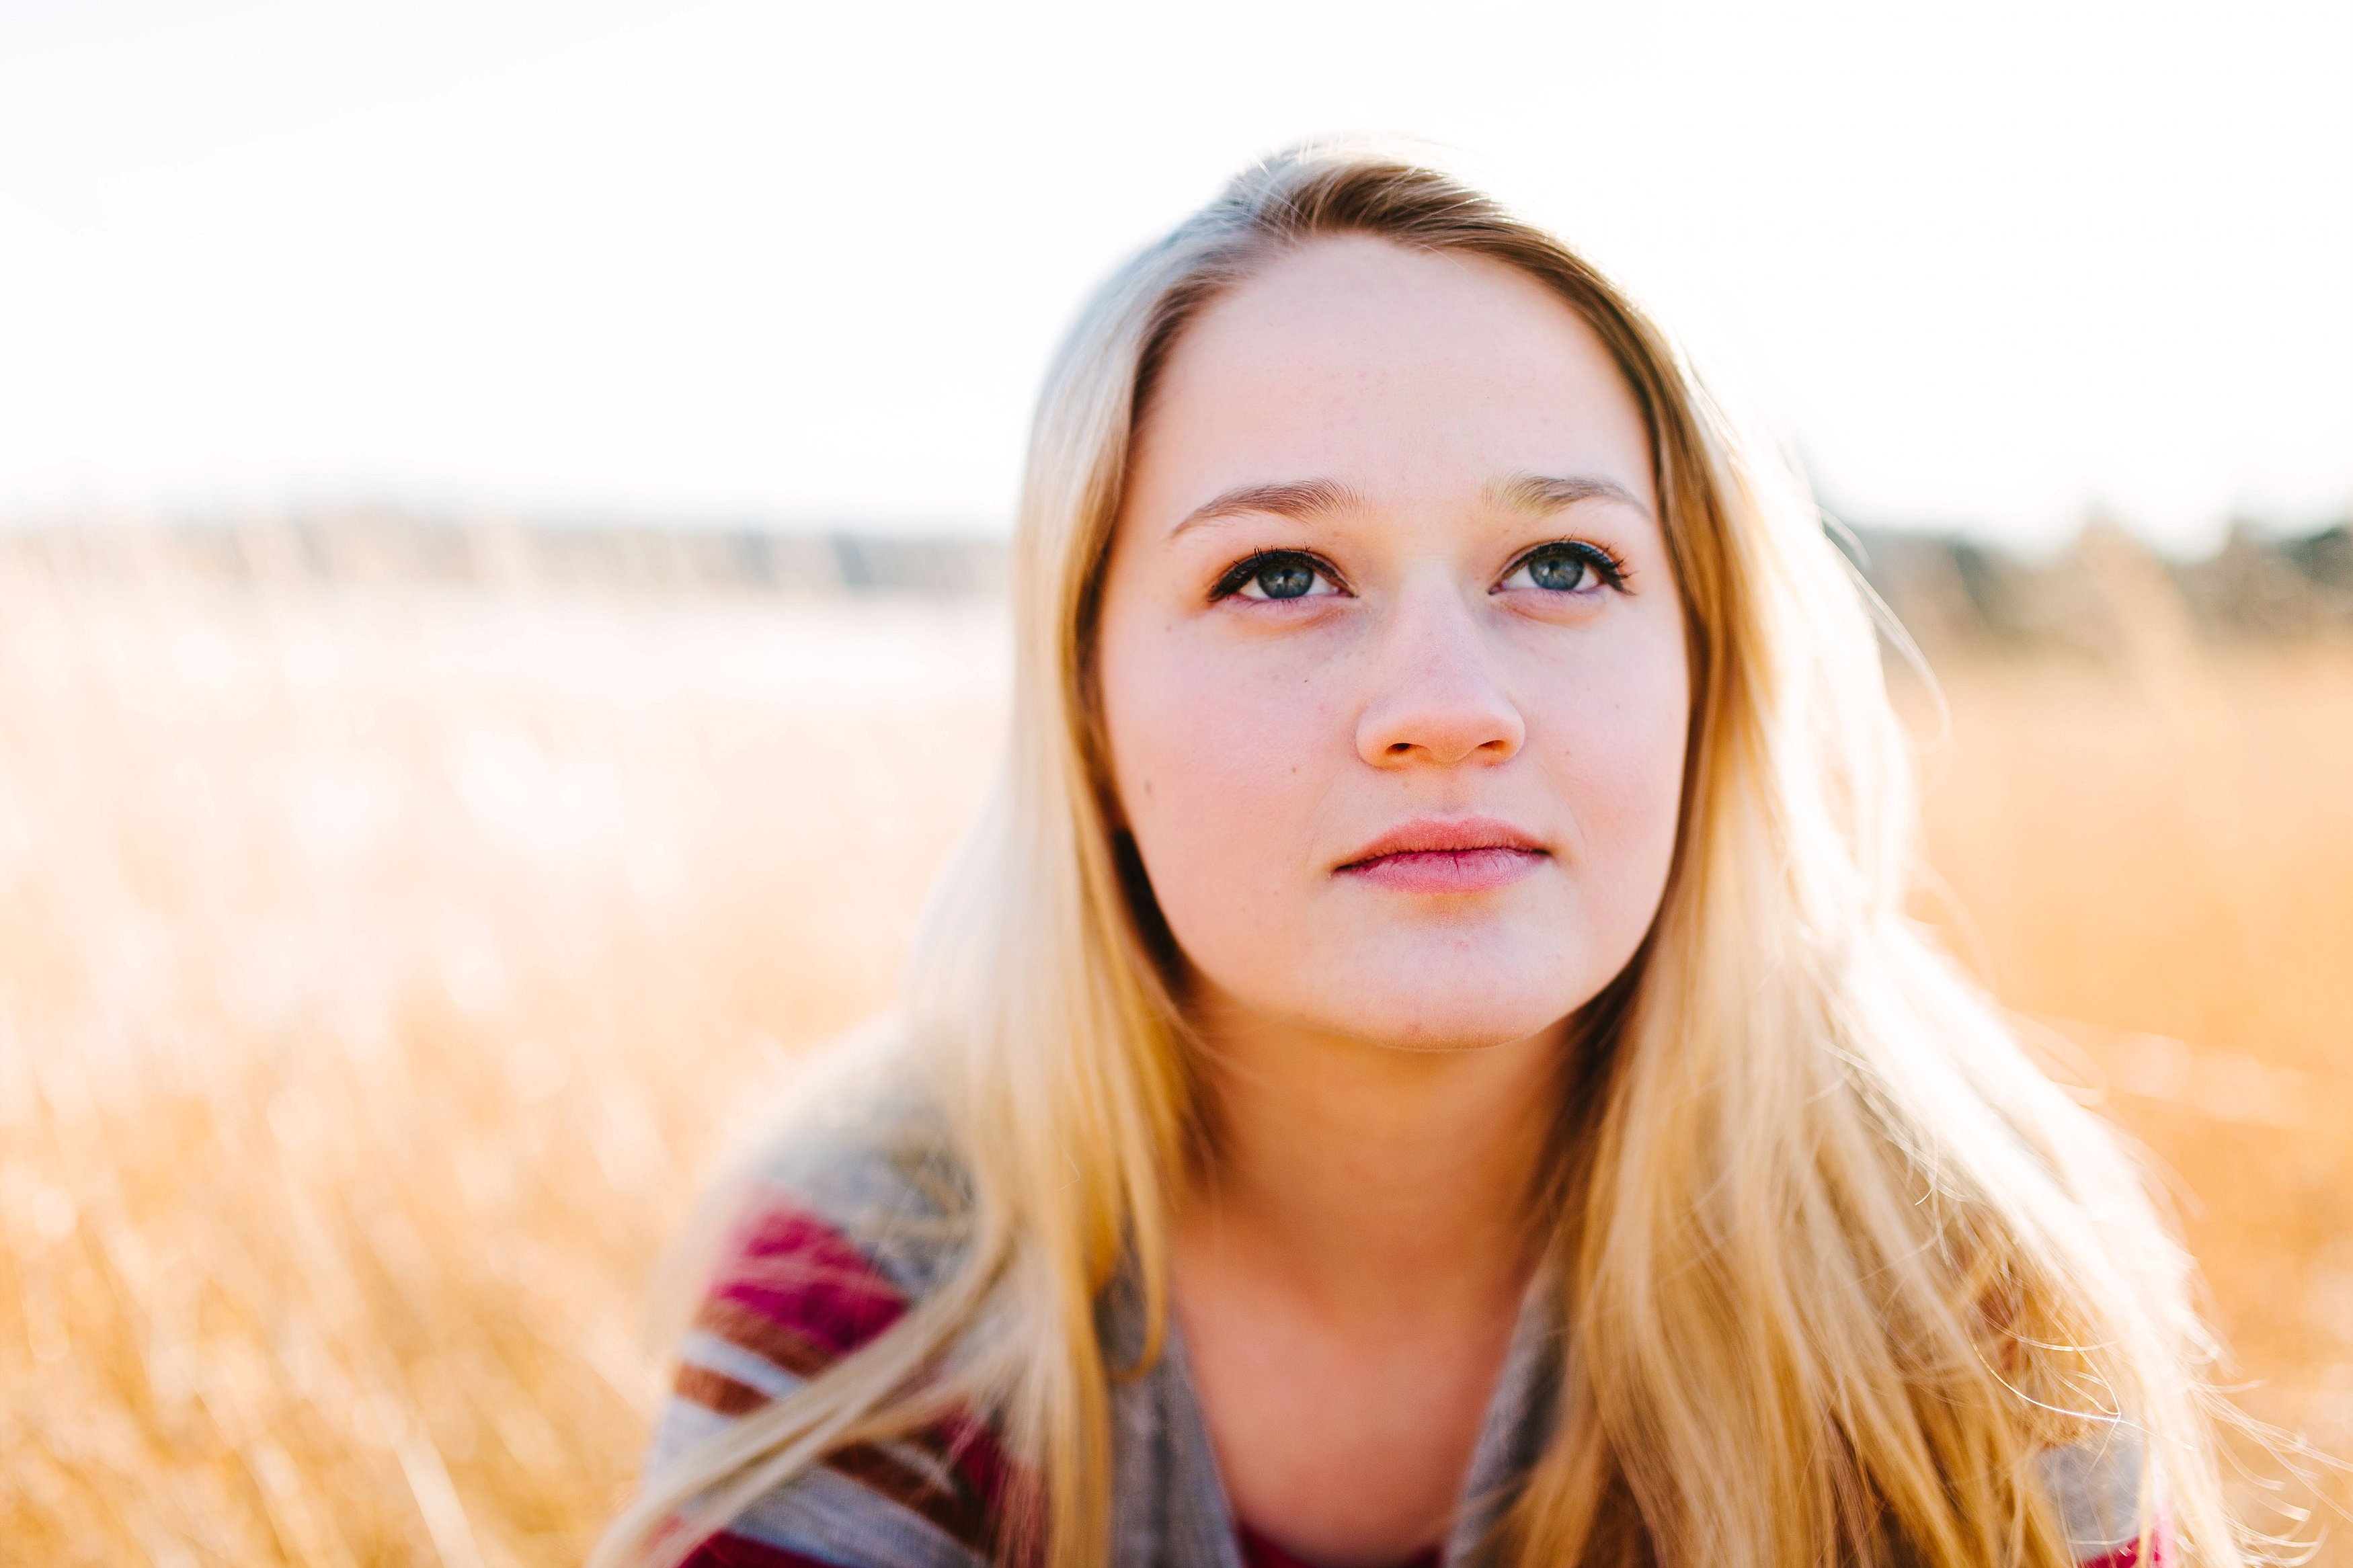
[3,0,2347,550]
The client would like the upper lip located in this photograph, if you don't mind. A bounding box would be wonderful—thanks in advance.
[1337,815,1549,868]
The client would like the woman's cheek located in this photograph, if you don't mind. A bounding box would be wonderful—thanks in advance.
[1550,636,1689,925]
[1114,643,1334,971]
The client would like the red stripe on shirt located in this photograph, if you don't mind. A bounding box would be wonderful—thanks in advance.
[679,1529,853,1568]
[707,1204,912,1359]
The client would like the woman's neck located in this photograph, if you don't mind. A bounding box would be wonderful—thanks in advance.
[1174,990,1568,1322]
[1164,992,1570,1563]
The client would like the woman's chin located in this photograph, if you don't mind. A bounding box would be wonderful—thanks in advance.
[1296,981,1585,1055]
[1185,927,1619,1054]
[1303,937,1609,1052]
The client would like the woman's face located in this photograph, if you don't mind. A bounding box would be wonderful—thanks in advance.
[1095,236,1690,1051]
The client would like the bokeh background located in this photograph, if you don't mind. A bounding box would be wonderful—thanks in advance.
[3,2,2348,1563]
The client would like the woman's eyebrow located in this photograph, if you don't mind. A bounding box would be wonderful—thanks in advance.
[1492,472,1652,518]
[1169,478,1363,536]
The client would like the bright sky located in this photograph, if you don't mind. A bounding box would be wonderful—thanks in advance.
[3,0,2346,550]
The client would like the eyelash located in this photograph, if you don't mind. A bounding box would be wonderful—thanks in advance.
[1497,539,1630,593]
[1209,548,1347,602]
[1206,540,1631,603]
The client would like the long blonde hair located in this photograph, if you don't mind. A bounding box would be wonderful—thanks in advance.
[600,143,2244,1568]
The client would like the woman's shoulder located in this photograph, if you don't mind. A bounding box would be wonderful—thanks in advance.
[736,1099,978,1301]
[643,1107,1008,1567]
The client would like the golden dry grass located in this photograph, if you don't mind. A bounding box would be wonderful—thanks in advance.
[1,554,2347,1565]
[1892,554,2353,1551]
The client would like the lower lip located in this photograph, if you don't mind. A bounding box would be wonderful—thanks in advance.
[1337,847,1546,894]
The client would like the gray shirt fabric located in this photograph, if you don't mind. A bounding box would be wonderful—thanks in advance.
[1098,1255,1564,1568]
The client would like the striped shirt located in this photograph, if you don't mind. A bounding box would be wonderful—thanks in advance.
[641,1135,2161,1567]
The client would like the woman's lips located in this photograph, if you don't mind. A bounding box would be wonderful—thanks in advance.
[1338,845,1547,893]
[1334,817,1549,894]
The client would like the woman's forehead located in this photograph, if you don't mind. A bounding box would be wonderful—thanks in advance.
[1129,236,1655,520]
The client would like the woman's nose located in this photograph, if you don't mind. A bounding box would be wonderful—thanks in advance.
[1353,583,1526,768]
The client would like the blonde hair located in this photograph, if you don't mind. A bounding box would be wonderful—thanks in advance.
[599,142,2245,1568]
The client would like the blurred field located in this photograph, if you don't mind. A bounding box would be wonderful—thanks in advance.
[1,545,2347,1565]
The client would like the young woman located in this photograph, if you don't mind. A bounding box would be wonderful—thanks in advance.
[597,146,2240,1568]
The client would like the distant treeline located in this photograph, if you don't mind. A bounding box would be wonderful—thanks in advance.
[0,510,1006,599]
[1840,520,2353,653]
[4,508,2348,654]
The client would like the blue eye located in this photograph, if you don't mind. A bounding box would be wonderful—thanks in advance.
[1248,559,1316,598]
[1499,542,1624,594]
[1215,550,1341,602]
